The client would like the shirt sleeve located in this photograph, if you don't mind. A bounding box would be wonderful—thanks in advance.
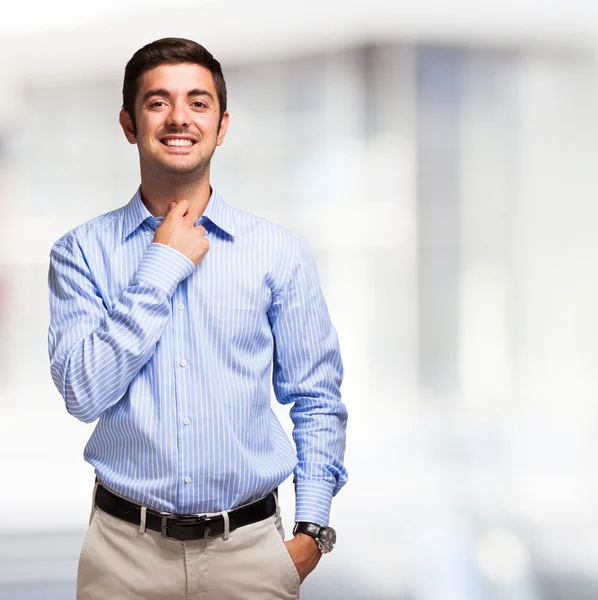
[48,241,194,423]
[268,238,348,526]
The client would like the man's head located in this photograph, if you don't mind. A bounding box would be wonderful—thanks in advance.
[122,37,227,133]
[119,38,229,178]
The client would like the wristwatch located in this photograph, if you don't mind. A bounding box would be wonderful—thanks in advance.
[293,522,337,554]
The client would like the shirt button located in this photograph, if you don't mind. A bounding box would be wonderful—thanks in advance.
[183,418,191,426]
[180,360,187,367]
[144,230,151,236]
[177,303,185,311]
[184,476,191,484]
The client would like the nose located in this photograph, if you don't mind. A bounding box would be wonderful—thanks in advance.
[167,101,190,128]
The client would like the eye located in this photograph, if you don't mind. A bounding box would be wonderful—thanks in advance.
[150,101,165,108]
[192,101,207,109]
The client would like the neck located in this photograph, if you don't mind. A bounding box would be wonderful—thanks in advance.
[139,165,212,222]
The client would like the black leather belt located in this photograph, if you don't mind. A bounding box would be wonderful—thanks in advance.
[94,482,277,541]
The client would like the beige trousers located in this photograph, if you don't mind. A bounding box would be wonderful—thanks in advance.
[76,500,301,600]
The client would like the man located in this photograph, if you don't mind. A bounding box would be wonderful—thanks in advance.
[47,38,347,600]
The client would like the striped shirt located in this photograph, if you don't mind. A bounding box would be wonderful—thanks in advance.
[48,188,347,526]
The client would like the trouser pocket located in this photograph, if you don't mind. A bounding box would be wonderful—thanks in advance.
[268,515,301,593]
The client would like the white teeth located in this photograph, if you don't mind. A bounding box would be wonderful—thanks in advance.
[164,139,193,147]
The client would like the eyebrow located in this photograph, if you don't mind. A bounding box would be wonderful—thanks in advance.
[141,88,215,104]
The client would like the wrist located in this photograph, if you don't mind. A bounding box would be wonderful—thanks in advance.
[294,532,320,553]
[293,522,337,554]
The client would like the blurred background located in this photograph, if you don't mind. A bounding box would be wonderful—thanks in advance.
[1,0,598,598]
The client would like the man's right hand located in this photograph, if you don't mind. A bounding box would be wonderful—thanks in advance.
[153,200,209,267]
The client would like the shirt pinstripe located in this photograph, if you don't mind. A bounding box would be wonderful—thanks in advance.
[48,188,347,526]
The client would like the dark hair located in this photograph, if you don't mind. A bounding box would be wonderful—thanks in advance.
[122,37,227,133]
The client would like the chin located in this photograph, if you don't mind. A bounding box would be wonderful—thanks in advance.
[164,161,198,172]
[155,156,205,175]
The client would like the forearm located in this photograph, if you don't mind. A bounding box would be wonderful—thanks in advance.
[52,285,170,422]
[291,396,348,526]
[49,242,194,423]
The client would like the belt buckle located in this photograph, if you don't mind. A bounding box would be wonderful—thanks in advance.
[161,513,211,540]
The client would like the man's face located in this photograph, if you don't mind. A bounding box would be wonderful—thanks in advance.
[120,62,229,176]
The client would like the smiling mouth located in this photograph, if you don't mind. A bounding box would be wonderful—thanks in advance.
[161,138,196,147]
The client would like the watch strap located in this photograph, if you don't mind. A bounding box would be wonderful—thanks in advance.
[293,522,323,538]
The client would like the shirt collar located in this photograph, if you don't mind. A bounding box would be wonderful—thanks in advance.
[122,188,153,243]
[201,189,237,238]
[122,187,236,243]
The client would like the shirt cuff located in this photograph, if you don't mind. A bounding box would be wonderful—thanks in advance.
[294,479,335,527]
[134,243,195,297]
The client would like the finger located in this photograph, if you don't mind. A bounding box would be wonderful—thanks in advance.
[168,199,189,218]
[196,225,208,237]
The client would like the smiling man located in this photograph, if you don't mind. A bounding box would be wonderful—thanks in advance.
[47,38,347,600]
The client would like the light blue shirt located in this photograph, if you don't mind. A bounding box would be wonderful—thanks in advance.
[48,188,347,526]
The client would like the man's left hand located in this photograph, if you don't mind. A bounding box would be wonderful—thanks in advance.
[284,533,322,583]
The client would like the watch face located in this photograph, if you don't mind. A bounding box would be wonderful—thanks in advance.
[318,527,337,553]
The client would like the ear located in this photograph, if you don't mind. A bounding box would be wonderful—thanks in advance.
[216,111,230,147]
[119,109,137,144]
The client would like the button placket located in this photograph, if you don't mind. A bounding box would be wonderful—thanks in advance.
[173,285,194,506]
